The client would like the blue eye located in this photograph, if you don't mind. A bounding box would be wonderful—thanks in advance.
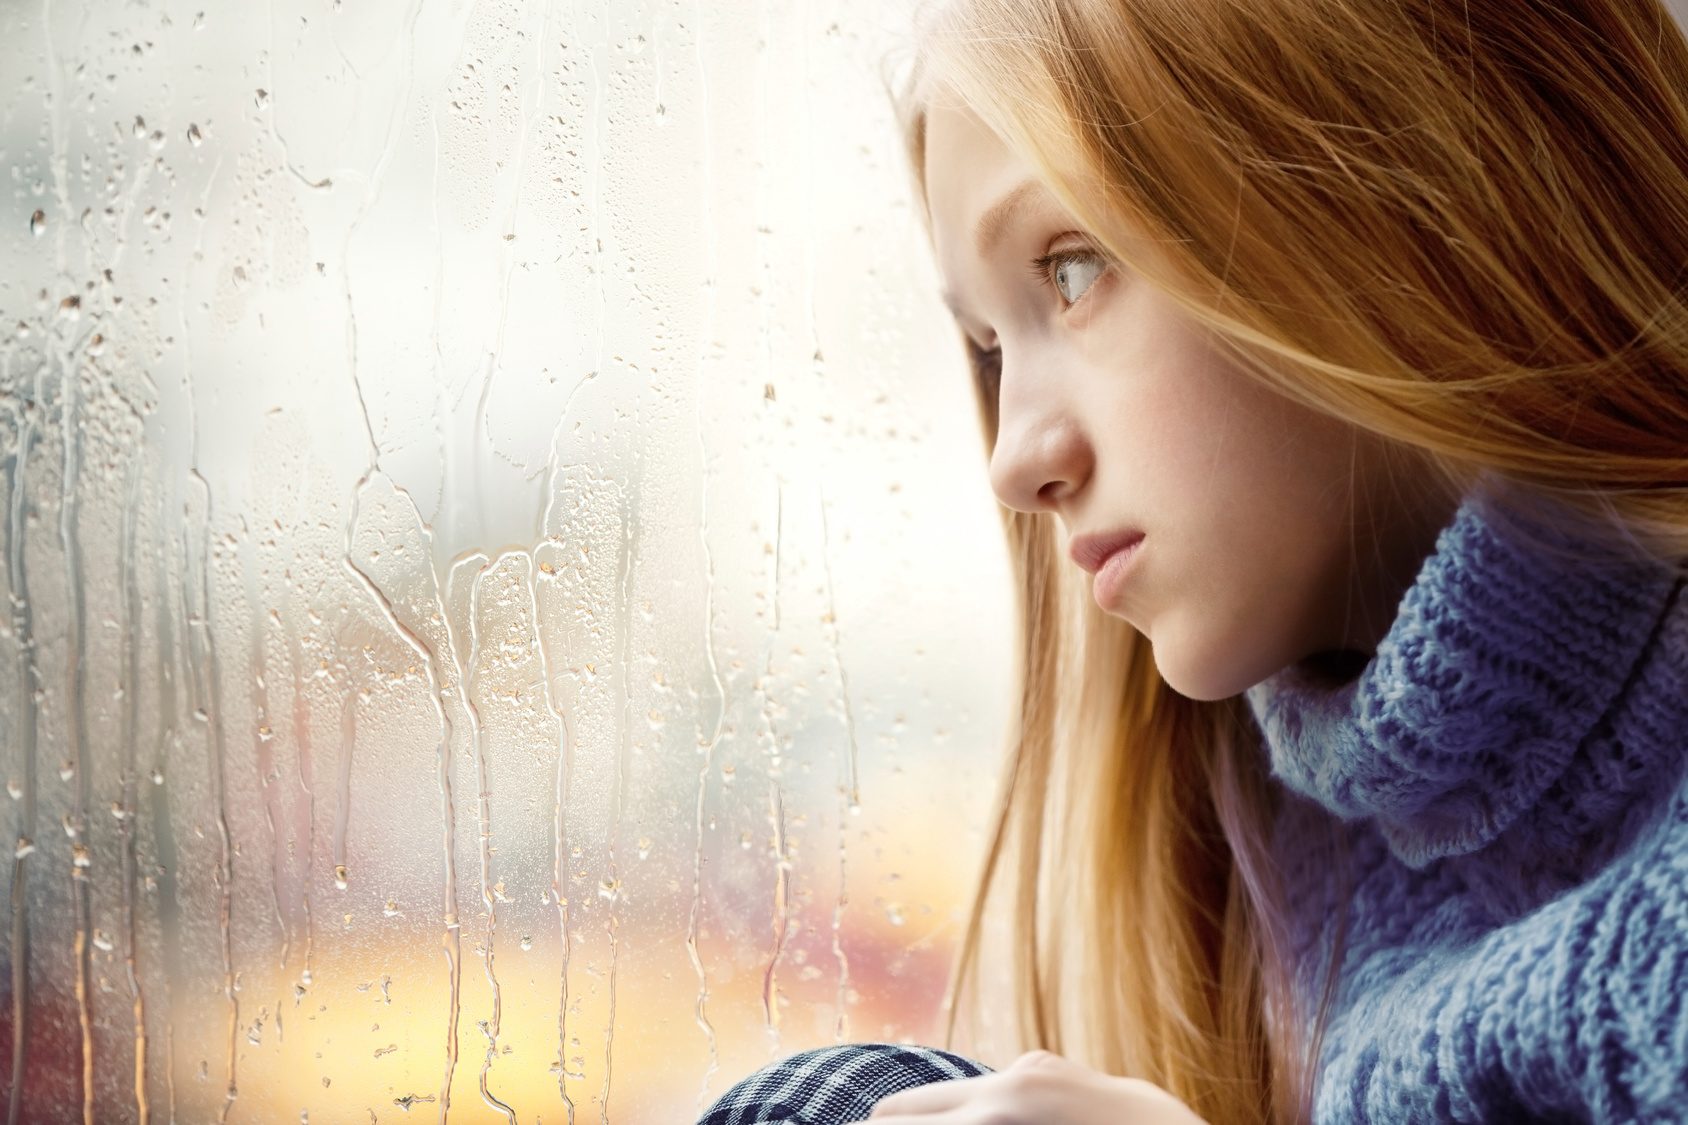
[1053,254,1104,304]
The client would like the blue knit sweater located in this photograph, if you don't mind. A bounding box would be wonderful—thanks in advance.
[1247,494,1688,1124]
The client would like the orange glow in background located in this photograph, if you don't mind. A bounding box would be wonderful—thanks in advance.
[0,1,1014,1121]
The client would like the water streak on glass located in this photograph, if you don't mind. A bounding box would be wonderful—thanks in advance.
[686,0,727,1111]
[0,1,1014,1121]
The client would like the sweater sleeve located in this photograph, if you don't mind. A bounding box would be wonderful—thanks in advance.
[1315,784,1688,1124]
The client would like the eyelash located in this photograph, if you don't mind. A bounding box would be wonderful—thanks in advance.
[964,244,1106,381]
[965,336,1003,398]
[1030,246,1107,305]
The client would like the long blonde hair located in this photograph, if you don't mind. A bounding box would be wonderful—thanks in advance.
[904,2,1688,1122]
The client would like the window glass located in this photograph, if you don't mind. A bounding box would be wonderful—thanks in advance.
[0,1,1012,1121]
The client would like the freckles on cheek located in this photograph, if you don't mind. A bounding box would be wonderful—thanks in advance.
[1117,361,1243,503]
[1090,287,1322,541]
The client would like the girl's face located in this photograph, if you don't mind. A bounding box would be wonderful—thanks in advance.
[924,103,1454,700]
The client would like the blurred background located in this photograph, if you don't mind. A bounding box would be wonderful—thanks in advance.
[0,0,1014,1121]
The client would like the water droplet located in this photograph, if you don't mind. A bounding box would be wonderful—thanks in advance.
[150,768,164,785]
[87,333,105,356]
[257,724,273,741]
[5,780,19,800]
[92,928,113,952]
[382,899,402,917]
[62,815,78,838]
[147,130,165,152]
[109,802,126,819]
[14,838,34,859]
[301,968,313,985]
[131,115,146,139]
[254,88,271,109]
[29,210,46,237]
[334,864,348,890]
[519,935,532,951]
[57,296,79,321]
[637,836,652,860]
[72,844,92,868]
[186,123,203,146]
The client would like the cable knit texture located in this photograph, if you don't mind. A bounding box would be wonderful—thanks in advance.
[1247,493,1688,1123]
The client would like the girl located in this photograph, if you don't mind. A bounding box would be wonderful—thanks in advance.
[702,0,1688,1122]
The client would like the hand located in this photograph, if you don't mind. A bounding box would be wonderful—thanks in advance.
[869,1051,1210,1125]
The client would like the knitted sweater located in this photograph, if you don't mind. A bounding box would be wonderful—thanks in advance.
[1247,494,1688,1124]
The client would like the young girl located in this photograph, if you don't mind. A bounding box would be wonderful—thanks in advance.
[702,1,1688,1122]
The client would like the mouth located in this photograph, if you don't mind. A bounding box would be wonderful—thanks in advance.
[1069,529,1145,575]
[1069,529,1145,609]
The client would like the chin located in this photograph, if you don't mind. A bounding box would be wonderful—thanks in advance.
[1148,632,1284,702]
[1153,663,1243,702]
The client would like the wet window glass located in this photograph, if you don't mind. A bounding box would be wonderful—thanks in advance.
[0,2,1012,1120]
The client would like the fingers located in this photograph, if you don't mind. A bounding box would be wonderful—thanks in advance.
[865,1052,1211,1125]
[870,1074,995,1117]
[869,1052,1067,1119]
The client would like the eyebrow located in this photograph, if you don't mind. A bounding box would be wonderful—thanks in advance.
[973,179,1044,257]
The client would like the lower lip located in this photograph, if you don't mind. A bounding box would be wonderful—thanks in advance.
[1091,537,1145,609]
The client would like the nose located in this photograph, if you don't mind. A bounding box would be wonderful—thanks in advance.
[987,359,1093,514]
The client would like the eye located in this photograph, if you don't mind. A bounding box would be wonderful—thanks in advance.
[1051,253,1105,304]
[965,336,1002,400]
[1033,247,1108,307]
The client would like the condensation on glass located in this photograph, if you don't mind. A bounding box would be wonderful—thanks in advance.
[0,1,1012,1122]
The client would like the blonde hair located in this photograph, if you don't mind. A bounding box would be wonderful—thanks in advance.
[903,1,1688,1122]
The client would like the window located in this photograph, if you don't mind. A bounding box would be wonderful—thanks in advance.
[0,1,1011,1121]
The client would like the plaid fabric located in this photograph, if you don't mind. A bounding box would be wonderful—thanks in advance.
[698,1043,992,1125]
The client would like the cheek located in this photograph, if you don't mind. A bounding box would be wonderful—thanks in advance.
[1092,338,1363,695]
[1094,321,1336,535]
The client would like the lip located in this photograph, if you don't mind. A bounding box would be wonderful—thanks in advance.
[1069,529,1144,574]
[1069,529,1145,609]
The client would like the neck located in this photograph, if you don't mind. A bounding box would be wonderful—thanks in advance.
[1249,489,1682,867]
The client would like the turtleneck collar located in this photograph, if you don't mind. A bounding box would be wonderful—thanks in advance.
[1247,492,1683,868]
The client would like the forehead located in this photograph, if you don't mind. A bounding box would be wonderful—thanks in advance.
[924,104,1064,258]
